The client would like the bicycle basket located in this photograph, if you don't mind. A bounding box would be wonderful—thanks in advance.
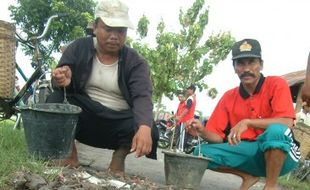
[294,122,310,160]
[0,20,16,99]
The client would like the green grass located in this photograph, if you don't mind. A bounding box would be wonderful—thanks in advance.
[0,121,52,187]
[278,176,310,190]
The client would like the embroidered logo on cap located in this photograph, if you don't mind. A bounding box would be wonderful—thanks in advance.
[239,41,252,52]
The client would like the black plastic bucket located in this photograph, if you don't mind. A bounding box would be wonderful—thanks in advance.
[163,150,211,189]
[20,103,82,160]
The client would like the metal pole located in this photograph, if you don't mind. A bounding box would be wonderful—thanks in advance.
[177,123,185,152]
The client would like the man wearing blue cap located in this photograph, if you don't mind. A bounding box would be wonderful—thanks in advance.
[189,39,300,190]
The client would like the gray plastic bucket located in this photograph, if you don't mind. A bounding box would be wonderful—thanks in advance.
[20,103,81,160]
[163,150,211,189]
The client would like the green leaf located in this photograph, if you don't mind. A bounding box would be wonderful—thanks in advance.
[10,0,96,67]
[131,0,235,103]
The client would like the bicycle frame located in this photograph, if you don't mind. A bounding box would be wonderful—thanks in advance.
[0,14,66,120]
[12,65,44,105]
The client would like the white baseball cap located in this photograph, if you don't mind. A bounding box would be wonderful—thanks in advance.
[95,0,134,29]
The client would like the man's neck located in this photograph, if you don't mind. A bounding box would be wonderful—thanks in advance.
[242,79,260,96]
[96,50,119,65]
[239,74,265,99]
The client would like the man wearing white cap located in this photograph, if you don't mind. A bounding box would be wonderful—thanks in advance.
[50,0,157,174]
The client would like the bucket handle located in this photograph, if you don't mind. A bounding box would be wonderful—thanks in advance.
[196,131,202,157]
[169,121,203,156]
[63,87,68,104]
[33,71,53,104]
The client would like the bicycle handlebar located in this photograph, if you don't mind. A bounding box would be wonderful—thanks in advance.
[33,13,68,40]
[16,13,67,43]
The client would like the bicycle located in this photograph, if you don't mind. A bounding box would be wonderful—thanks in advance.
[0,14,66,127]
[293,159,310,182]
[284,158,310,184]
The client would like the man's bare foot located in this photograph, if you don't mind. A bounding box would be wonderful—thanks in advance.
[263,185,279,190]
[108,147,130,174]
[49,142,79,168]
[107,168,125,178]
[240,175,260,190]
[49,158,79,168]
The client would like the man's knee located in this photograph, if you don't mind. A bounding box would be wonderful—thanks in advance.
[263,123,290,140]
[258,123,292,153]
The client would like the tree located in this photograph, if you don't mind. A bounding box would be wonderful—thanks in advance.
[128,0,235,104]
[9,0,95,64]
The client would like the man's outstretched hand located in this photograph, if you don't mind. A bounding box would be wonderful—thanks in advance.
[131,125,152,158]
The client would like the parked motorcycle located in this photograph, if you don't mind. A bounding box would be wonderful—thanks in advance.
[156,119,174,149]
[156,119,203,154]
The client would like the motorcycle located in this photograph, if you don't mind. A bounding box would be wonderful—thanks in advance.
[156,119,203,154]
[156,119,174,149]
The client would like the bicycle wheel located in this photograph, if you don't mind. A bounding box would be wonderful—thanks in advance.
[292,160,310,182]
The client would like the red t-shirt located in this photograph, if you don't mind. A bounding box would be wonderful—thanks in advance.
[176,101,186,117]
[176,101,186,125]
[206,76,295,141]
[180,94,196,123]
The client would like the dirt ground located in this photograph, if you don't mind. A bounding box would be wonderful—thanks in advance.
[10,166,173,190]
[7,142,304,190]
[7,142,184,190]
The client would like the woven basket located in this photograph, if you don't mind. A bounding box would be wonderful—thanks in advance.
[294,122,310,160]
[0,20,16,99]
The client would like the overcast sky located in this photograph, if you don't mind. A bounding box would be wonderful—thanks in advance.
[126,0,310,116]
[1,0,310,116]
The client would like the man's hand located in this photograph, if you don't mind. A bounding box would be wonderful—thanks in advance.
[228,119,249,145]
[186,119,204,136]
[52,65,72,87]
[130,125,152,158]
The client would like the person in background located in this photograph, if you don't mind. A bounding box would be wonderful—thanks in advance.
[86,22,95,37]
[175,93,187,122]
[15,76,20,92]
[175,85,197,151]
[171,92,186,146]
[189,39,300,190]
[49,0,157,174]
[296,102,310,126]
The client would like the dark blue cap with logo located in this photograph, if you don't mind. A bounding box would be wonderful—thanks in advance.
[232,39,262,60]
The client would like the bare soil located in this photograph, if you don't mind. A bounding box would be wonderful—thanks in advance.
[8,166,175,190]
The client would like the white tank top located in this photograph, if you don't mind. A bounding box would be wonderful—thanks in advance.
[85,55,129,111]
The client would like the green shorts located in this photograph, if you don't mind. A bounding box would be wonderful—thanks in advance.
[193,124,300,176]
